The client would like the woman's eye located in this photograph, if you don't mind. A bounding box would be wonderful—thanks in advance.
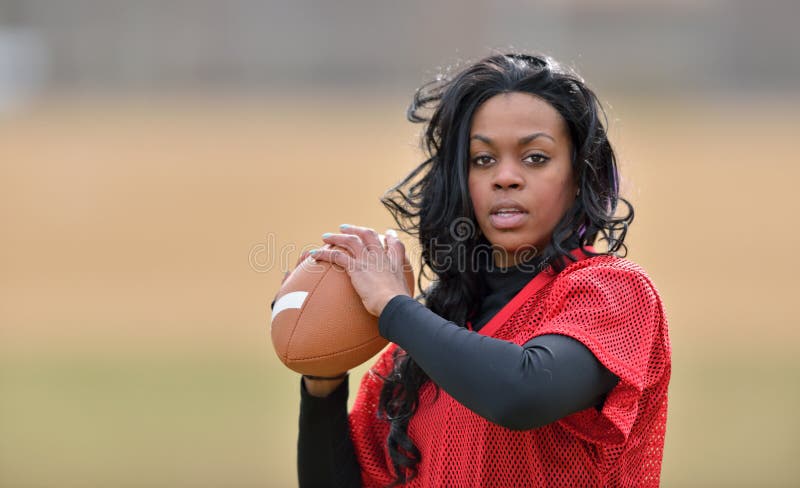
[523,153,549,165]
[471,155,494,166]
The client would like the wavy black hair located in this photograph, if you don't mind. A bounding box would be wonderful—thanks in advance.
[377,52,633,486]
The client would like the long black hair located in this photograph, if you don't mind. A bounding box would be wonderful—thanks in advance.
[378,52,633,486]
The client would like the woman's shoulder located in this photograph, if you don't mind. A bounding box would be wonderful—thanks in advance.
[552,253,662,299]
[543,253,670,343]
[555,252,651,277]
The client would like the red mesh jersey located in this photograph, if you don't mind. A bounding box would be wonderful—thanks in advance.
[349,255,671,487]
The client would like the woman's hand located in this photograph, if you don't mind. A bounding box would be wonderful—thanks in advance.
[310,224,412,317]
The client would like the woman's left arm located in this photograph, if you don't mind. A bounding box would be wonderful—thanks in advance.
[309,225,619,430]
[379,295,619,431]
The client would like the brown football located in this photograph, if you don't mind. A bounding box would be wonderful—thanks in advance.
[269,241,415,376]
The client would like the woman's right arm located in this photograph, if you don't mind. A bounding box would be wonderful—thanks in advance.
[297,375,362,488]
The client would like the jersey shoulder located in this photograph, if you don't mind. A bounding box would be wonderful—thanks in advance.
[554,254,660,293]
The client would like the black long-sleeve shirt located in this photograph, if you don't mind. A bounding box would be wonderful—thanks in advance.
[296,264,620,487]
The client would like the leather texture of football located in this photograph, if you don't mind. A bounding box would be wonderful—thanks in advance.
[270,242,415,376]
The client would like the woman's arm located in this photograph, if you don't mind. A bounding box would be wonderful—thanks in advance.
[379,296,620,430]
[301,227,617,428]
[297,376,362,487]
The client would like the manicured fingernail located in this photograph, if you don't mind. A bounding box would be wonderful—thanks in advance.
[322,233,332,238]
[340,224,351,229]
[386,229,398,238]
[308,249,318,255]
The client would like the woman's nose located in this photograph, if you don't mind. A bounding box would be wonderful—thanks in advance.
[492,159,524,190]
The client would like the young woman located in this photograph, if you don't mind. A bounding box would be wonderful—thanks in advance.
[294,53,671,487]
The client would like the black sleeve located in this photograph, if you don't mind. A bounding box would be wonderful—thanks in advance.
[378,295,620,431]
[297,377,362,488]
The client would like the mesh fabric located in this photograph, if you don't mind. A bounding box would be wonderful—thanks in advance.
[349,255,671,487]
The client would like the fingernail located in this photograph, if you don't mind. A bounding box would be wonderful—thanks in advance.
[386,229,398,238]
[308,249,318,255]
[340,224,351,229]
[322,233,332,238]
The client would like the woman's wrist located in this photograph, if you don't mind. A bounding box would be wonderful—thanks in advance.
[302,372,348,397]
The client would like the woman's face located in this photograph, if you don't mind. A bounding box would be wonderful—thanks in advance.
[468,92,577,268]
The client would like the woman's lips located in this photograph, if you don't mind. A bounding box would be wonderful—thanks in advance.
[489,210,528,229]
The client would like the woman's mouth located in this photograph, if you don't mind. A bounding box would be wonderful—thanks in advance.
[489,209,528,229]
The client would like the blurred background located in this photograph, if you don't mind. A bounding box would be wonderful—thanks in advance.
[1,0,799,486]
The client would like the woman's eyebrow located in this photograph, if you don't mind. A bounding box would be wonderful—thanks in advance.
[519,132,555,144]
[470,132,556,146]
[470,134,493,145]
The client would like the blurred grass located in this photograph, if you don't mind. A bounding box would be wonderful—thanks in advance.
[664,351,800,487]
[1,349,799,487]
[0,351,298,488]
[2,94,800,486]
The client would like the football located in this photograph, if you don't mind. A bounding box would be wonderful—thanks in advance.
[269,242,415,377]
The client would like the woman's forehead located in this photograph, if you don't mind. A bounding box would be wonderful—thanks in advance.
[469,93,569,144]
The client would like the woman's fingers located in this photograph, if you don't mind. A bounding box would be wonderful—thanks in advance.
[310,225,412,316]
[320,232,361,257]
[385,228,411,267]
[308,246,351,269]
[383,228,402,268]
[339,224,384,252]
[384,229,414,293]
[316,224,408,276]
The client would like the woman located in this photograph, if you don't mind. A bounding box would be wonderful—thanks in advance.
[296,52,671,487]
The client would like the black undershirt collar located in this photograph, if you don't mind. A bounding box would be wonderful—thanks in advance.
[471,256,548,332]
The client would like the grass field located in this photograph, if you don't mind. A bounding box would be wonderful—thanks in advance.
[1,94,799,487]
